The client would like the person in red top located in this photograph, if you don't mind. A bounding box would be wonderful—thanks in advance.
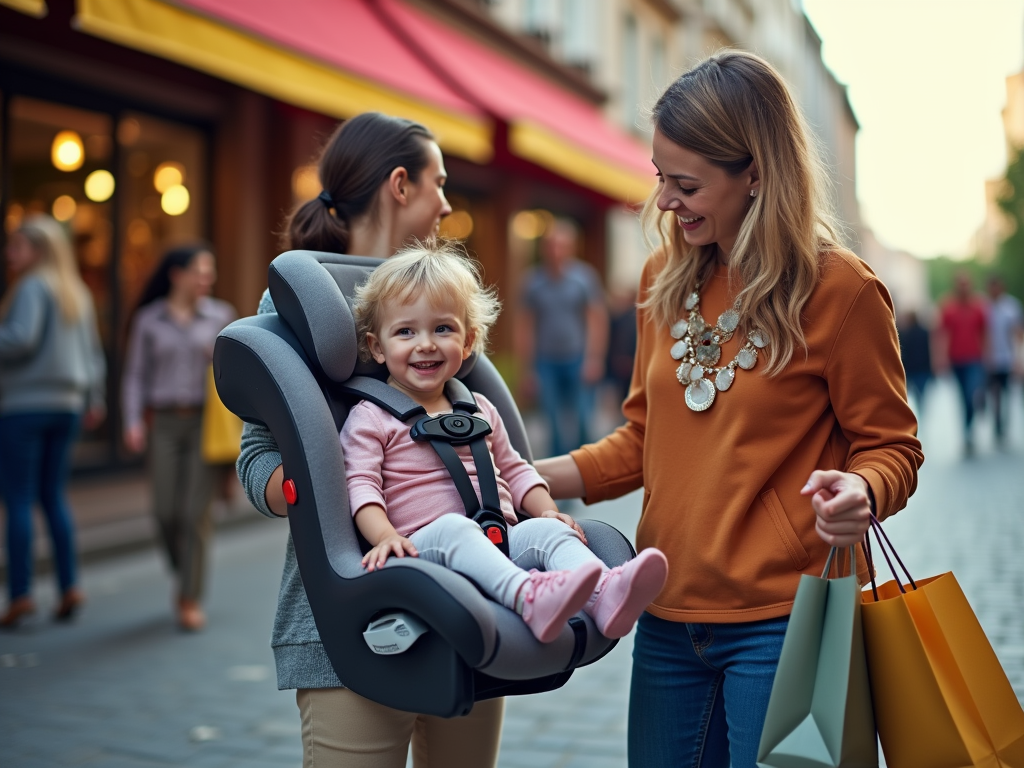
[939,271,988,455]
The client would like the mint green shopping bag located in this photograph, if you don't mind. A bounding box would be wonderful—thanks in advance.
[757,547,877,768]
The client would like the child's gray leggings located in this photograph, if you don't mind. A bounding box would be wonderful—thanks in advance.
[407,513,604,609]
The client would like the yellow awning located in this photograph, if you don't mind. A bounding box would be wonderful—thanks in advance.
[1,0,47,17]
[510,121,654,205]
[73,0,493,163]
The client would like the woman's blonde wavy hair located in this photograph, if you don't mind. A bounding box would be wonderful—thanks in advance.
[353,240,500,361]
[642,50,840,375]
[3,214,90,323]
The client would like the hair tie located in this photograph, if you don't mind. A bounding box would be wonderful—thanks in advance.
[317,190,334,210]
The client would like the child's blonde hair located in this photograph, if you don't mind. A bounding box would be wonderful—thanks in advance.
[353,240,500,361]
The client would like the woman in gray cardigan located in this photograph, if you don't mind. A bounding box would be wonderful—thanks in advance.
[237,113,513,768]
[0,215,106,628]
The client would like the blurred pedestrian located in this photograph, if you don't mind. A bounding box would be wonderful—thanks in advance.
[517,219,608,456]
[535,51,922,767]
[605,285,638,406]
[236,112,506,767]
[939,271,987,455]
[985,274,1023,447]
[0,215,106,628]
[898,310,933,414]
[122,245,235,631]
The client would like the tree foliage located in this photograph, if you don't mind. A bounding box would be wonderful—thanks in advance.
[926,256,987,303]
[995,145,1024,302]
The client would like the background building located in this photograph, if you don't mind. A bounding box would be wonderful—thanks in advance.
[975,69,1024,261]
[1,0,902,473]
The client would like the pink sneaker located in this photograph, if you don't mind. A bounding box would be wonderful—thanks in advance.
[588,549,668,639]
[518,562,603,643]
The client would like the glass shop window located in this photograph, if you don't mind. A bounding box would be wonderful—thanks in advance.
[4,98,207,470]
[6,97,115,467]
[117,112,206,321]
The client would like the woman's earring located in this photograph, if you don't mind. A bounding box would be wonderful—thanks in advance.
[749,189,758,198]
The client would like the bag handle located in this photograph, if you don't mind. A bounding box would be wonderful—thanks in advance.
[820,545,856,579]
[864,513,917,601]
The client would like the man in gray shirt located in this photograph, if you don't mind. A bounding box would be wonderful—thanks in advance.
[517,219,608,456]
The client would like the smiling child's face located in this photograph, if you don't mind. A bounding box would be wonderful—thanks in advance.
[365,292,474,407]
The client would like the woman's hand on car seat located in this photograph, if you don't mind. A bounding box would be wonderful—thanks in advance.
[536,509,588,545]
[521,486,587,544]
[354,503,419,571]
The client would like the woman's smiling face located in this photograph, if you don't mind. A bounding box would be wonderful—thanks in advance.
[652,128,759,259]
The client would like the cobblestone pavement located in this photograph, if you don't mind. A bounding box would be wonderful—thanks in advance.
[1,377,1022,767]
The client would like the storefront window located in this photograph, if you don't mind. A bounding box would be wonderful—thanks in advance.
[6,97,115,467]
[117,112,206,320]
[3,98,207,470]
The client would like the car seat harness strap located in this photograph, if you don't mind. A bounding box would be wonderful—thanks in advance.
[341,376,511,556]
[564,617,588,671]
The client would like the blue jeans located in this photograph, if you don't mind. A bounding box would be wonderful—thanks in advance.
[905,371,931,413]
[951,362,985,433]
[0,411,82,601]
[534,357,594,456]
[628,612,790,768]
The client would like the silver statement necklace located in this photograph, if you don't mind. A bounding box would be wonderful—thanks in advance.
[669,285,768,411]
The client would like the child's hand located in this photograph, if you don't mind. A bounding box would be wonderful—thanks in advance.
[537,509,588,545]
[362,534,419,572]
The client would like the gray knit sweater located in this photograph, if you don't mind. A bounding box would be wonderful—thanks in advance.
[236,290,342,690]
[0,275,106,415]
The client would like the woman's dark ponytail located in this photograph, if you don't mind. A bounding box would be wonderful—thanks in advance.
[285,195,352,253]
[283,112,435,253]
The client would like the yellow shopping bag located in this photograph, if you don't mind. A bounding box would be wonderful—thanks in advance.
[860,518,1024,768]
[201,365,243,464]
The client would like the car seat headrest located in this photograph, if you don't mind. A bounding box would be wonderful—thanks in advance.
[267,250,478,383]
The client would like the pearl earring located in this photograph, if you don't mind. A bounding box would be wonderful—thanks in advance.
[749,189,758,198]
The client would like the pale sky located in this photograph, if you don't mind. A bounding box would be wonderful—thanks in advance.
[802,0,1024,258]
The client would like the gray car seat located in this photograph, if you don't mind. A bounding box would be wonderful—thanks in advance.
[213,251,635,717]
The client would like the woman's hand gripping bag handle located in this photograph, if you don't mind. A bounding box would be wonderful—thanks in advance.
[860,515,1024,768]
[757,546,877,768]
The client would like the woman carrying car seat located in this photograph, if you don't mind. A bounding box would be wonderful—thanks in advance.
[236,112,513,768]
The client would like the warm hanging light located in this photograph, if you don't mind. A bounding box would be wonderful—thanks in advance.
[291,165,320,202]
[161,184,190,216]
[84,170,116,202]
[52,131,85,172]
[52,195,77,222]
[511,209,553,240]
[440,210,474,240]
[153,162,185,193]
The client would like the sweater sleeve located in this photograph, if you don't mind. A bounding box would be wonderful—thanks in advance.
[478,395,547,510]
[235,288,284,518]
[341,403,388,516]
[237,421,282,518]
[120,309,148,430]
[824,277,924,520]
[0,279,47,362]
[569,258,655,503]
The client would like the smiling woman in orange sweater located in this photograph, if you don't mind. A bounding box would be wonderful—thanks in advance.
[537,51,923,768]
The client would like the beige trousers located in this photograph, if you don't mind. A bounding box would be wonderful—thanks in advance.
[297,687,504,768]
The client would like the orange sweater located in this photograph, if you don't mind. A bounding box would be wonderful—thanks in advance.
[571,249,923,624]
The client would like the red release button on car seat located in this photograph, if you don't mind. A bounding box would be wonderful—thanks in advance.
[282,479,298,505]
[486,527,504,545]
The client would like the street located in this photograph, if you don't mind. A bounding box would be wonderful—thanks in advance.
[2,377,1023,767]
